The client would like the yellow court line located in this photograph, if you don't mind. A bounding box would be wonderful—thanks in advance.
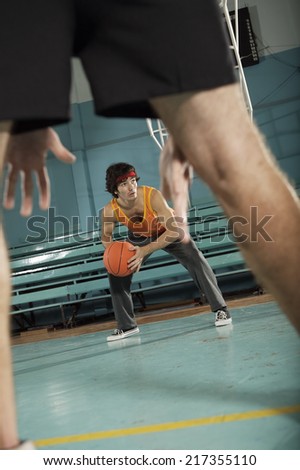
[35,404,300,447]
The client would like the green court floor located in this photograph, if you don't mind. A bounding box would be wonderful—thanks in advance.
[12,301,300,450]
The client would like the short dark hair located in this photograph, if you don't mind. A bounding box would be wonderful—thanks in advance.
[105,163,140,196]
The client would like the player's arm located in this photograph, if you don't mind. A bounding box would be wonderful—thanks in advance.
[126,189,184,272]
[142,188,183,256]
[100,204,116,249]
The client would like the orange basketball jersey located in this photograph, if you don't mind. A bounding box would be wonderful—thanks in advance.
[111,186,166,238]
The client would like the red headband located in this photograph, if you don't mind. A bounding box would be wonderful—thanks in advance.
[115,171,136,184]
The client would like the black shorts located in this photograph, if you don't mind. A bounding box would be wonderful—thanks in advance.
[0,0,236,131]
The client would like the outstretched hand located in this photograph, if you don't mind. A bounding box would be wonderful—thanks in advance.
[3,127,76,216]
[159,136,193,243]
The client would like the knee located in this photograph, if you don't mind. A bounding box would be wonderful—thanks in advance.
[108,273,131,292]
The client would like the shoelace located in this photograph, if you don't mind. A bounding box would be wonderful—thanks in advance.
[113,329,124,335]
[216,310,227,320]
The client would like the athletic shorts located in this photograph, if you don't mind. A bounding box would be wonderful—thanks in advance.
[0,0,236,131]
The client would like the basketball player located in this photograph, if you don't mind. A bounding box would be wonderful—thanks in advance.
[0,0,299,451]
[101,163,232,341]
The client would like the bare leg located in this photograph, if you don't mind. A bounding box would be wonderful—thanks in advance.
[0,121,19,449]
[150,84,300,333]
[159,138,193,243]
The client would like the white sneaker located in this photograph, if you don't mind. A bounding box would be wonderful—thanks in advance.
[107,327,140,342]
[214,309,232,327]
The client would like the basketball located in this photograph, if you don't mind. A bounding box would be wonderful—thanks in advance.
[103,241,134,277]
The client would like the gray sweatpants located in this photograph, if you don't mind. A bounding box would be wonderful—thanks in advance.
[108,235,226,330]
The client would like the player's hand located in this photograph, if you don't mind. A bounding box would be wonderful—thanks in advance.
[3,127,76,216]
[128,245,144,272]
[159,136,193,243]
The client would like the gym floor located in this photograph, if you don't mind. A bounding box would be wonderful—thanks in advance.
[12,296,300,450]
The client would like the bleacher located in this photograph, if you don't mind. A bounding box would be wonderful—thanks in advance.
[10,203,254,332]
